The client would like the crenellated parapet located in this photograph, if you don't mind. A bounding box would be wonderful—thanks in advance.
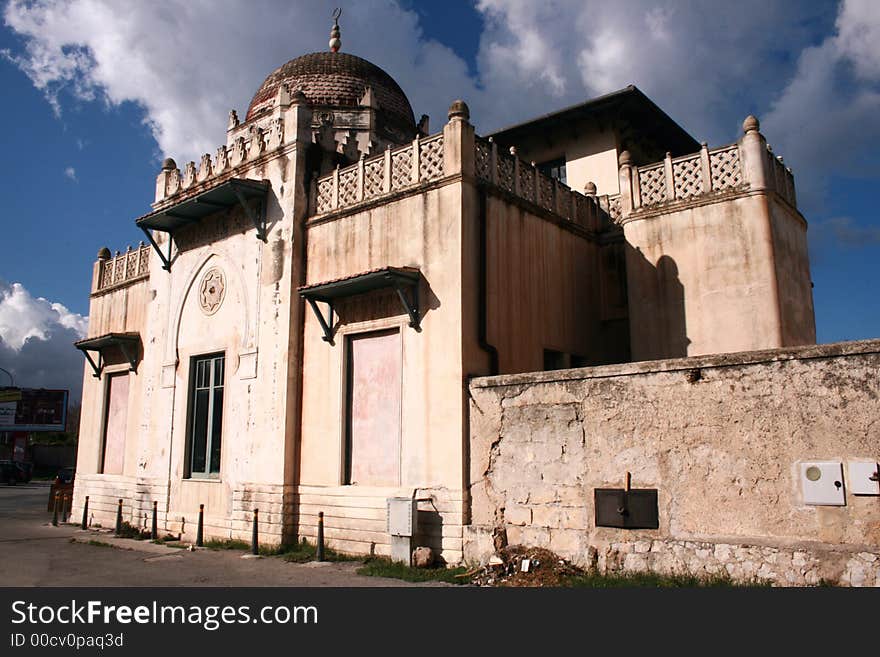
[155,117,286,205]
[617,116,798,221]
[93,243,151,294]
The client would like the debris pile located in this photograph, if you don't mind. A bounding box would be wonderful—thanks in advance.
[469,546,580,587]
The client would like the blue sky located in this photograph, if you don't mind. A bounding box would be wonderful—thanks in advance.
[0,0,878,399]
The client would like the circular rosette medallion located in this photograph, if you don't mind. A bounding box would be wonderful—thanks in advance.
[199,267,226,315]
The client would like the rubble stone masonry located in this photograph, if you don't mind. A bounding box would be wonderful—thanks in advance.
[465,340,880,586]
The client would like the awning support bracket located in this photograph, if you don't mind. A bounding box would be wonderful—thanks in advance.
[82,350,103,379]
[118,341,139,373]
[394,283,421,330]
[140,226,173,271]
[306,298,335,345]
[75,334,141,379]
[232,185,266,242]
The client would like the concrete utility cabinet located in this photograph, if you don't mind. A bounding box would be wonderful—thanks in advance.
[387,497,418,564]
[800,462,846,506]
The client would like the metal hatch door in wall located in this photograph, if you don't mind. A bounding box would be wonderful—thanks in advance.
[345,329,401,486]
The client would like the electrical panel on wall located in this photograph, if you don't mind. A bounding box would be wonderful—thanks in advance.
[847,461,880,496]
[800,461,845,506]
[387,497,417,537]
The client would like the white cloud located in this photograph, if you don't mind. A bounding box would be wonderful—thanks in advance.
[3,0,875,226]
[763,0,880,209]
[2,0,480,164]
[64,166,76,181]
[0,281,87,351]
[472,0,833,140]
[0,280,87,398]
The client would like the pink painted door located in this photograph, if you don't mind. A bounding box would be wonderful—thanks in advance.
[346,330,401,486]
[101,373,129,475]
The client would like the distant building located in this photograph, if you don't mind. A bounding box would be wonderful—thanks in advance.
[73,15,815,565]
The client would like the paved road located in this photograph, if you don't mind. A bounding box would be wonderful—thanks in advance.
[0,483,445,587]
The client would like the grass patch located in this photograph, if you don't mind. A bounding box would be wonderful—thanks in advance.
[195,537,357,561]
[86,540,115,549]
[202,538,251,551]
[559,569,766,588]
[277,539,360,562]
[357,557,470,584]
[115,521,150,540]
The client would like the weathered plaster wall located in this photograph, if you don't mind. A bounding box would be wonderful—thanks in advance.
[624,193,788,360]
[769,198,816,346]
[481,193,600,373]
[466,340,880,585]
[73,130,311,544]
[299,181,467,562]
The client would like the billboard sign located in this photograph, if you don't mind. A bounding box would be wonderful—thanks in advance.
[0,388,68,432]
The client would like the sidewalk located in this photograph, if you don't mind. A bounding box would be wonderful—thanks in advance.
[0,485,450,587]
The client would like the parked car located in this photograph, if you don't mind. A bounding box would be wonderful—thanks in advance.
[54,467,74,485]
[0,460,32,485]
[0,460,17,485]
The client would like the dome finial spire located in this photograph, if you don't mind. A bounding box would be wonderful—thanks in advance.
[329,8,342,53]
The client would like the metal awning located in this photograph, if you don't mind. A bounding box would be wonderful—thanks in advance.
[136,178,270,271]
[74,332,141,378]
[298,267,422,344]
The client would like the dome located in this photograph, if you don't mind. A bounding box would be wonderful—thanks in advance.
[245,52,416,131]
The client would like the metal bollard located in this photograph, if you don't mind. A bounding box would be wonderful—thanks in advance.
[316,511,325,561]
[62,493,71,523]
[196,504,204,547]
[251,509,259,555]
[115,498,123,535]
[52,493,59,526]
[81,495,89,530]
[151,501,158,540]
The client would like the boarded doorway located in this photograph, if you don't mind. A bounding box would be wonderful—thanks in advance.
[101,373,129,474]
[345,329,401,486]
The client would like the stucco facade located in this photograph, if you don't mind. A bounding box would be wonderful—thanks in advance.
[72,27,827,572]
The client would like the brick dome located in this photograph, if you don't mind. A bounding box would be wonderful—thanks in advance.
[245,51,416,131]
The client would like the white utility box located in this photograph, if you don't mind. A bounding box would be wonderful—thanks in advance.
[800,461,845,506]
[387,497,417,536]
[847,461,880,496]
[387,497,418,565]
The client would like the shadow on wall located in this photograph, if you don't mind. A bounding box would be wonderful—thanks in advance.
[626,245,690,360]
[415,508,445,562]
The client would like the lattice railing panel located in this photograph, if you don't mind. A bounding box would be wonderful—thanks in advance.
[338,169,358,206]
[419,136,444,181]
[97,244,151,292]
[390,148,412,191]
[364,159,384,199]
[538,176,554,211]
[673,155,702,200]
[709,146,742,191]
[518,166,534,203]
[475,140,490,180]
[639,165,667,206]
[316,179,333,213]
[607,195,622,223]
[497,156,514,193]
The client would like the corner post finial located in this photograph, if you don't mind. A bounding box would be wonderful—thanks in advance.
[329,8,342,53]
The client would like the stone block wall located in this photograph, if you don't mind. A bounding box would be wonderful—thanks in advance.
[466,340,880,586]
